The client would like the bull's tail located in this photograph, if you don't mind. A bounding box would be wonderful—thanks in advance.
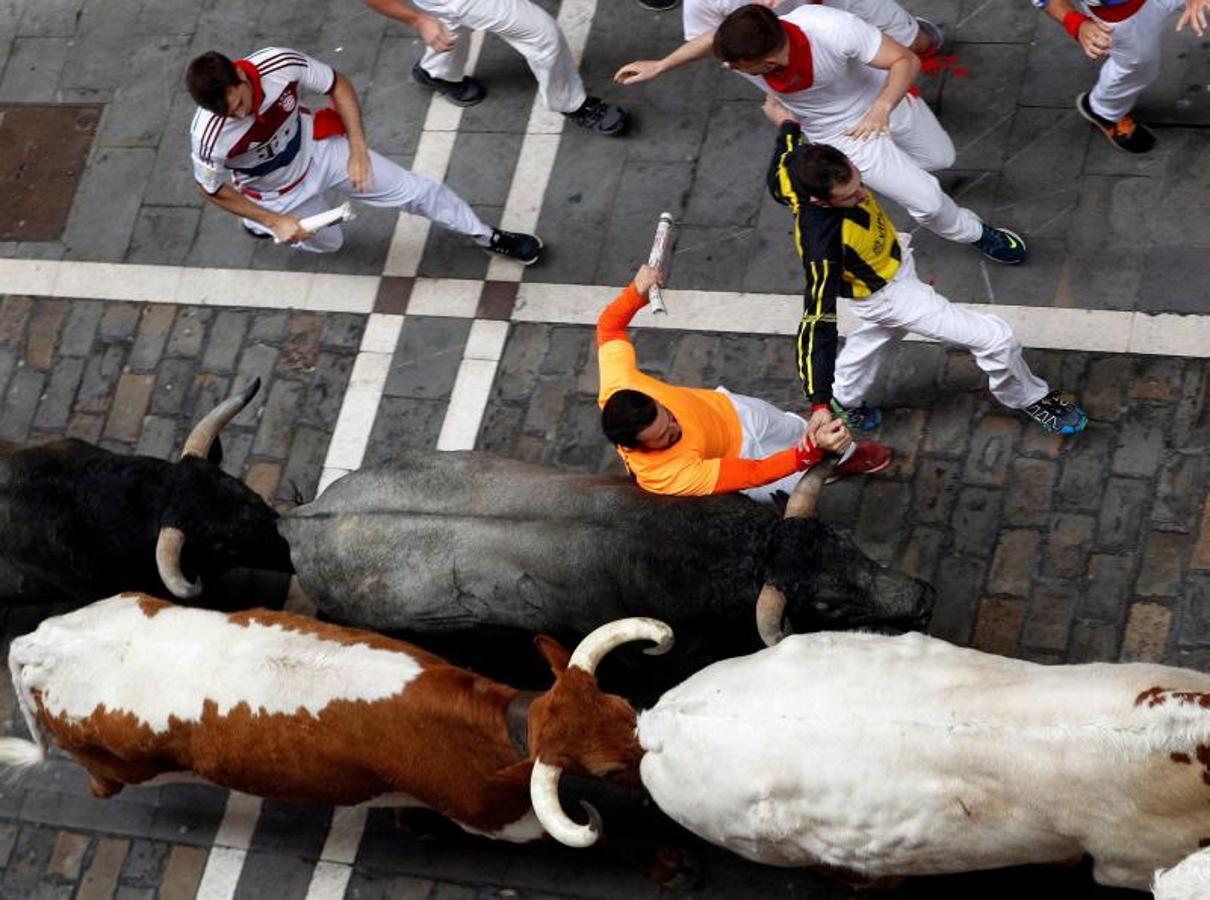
[0,738,45,772]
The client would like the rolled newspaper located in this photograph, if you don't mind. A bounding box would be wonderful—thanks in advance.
[274,202,357,244]
[646,212,676,315]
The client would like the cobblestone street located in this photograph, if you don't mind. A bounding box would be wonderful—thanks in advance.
[1,0,1209,896]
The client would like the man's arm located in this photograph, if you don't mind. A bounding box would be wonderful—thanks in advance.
[765,99,804,208]
[362,0,456,51]
[1179,0,1210,34]
[1032,0,1112,59]
[847,34,919,140]
[597,266,661,346]
[326,71,372,193]
[614,32,715,86]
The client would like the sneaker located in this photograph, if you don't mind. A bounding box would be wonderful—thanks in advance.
[565,96,628,137]
[485,229,543,266]
[830,398,883,432]
[973,224,1028,265]
[827,442,893,483]
[1077,92,1155,154]
[915,17,946,54]
[635,0,680,8]
[242,223,272,240]
[1022,389,1088,436]
[411,62,486,108]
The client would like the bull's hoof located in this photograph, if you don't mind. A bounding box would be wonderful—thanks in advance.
[650,847,702,892]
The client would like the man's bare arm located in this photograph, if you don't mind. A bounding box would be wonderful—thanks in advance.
[362,0,456,51]
[614,32,715,85]
[1037,0,1112,59]
[327,71,372,193]
[846,35,919,139]
[197,183,311,244]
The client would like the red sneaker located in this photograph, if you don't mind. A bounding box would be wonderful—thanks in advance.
[827,442,892,483]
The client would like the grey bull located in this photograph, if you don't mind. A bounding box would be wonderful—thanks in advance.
[283,450,934,660]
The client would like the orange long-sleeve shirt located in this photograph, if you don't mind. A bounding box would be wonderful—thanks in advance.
[596,284,801,496]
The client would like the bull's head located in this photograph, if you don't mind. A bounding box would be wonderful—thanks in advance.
[155,378,293,598]
[756,461,935,646]
[526,618,674,847]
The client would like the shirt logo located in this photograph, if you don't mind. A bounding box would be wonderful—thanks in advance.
[279,92,296,112]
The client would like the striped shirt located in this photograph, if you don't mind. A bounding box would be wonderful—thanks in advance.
[189,47,336,196]
[767,121,901,406]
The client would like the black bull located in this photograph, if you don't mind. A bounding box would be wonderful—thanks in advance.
[0,379,292,604]
[282,450,935,687]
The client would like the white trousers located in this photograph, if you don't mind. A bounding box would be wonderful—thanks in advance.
[414,0,587,114]
[1086,0,1185,122]
[821,94,984,244]
[242,130,492,253]
[826,0,919,47]
[833,242,1049,411]
[721,389,855,505]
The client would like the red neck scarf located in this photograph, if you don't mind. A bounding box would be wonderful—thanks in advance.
[763,22,813,94]
[233,59,265,118]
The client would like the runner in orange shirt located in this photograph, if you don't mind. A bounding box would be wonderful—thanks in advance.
[597,265,892,502]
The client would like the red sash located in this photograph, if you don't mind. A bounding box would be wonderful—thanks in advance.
[763,22,814,94]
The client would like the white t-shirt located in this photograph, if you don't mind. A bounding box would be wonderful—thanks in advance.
[737,6,886,140]
[683,0,811,40]
[189,47,336,196]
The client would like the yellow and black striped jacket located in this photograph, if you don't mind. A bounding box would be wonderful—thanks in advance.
[767,122,902,406]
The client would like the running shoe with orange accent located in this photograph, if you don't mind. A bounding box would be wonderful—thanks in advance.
[1077,92,1155,154]
[827,442,893,483]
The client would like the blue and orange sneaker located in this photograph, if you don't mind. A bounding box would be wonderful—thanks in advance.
[1023,390,1087,436]
[831,399,883,432]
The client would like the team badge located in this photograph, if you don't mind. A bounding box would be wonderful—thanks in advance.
[280,92,296,112]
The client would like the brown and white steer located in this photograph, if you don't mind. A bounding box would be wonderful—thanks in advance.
[0,593,672,846]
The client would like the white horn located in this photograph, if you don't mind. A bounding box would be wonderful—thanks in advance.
[529,759,602,848]
[155,526,202,599]
[784,458,835,519]
[568,617,674,675]
[181,377,261,459]
[755,583,790,647]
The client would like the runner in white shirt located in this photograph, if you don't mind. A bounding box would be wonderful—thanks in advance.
[618,4,1026,264]
[683,0,941,54]
[186,47,541,262]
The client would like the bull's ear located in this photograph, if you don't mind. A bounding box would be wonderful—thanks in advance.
[534,635,571,676]
[207,436,224,466]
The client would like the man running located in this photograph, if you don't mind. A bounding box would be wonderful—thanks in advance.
[186,47,541,262]
[1033,0,1210,153]
[364,0,627,135]
[764,95,1088,438]
[617,4,1026,265]
[598,264,893,503]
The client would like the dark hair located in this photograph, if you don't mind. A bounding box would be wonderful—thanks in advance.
[601,390,658,448]
[713,5,786,64]
[790,143,854,202]
[186,51,241,115]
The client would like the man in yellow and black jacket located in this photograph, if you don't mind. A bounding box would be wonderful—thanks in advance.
[764,95,1089,439]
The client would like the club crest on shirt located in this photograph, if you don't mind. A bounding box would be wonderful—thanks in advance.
[279,91,297,112]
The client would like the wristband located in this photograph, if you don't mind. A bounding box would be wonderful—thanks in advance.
[809,403,830,413]
[1063,11,1090,39]
[794,439,824,471]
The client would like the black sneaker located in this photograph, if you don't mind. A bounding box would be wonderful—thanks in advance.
[1077,92,1155,154]
[830,398,883,432]
[242,223,272,240]
[411,62,486,108]
[565,96,628,137]
[1022,390,1088,436]
[973,224,1027,265]
[635,0,680,9]
[485,229,542,266]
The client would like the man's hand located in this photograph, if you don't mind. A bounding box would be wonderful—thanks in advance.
[1178,0,1210,34]
[633,264,664,298]
[814,418,852,455]
[417,14,457,51]
[1077,18,1113,59]
[763,96,796,127]
[846,100,892,140]
[270,214,315,245]
[615,60,664,85]
[804,406,833,447]
[347,147,373,193]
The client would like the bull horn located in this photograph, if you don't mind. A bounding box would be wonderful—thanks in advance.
[755,583,790,647]
[155,526,202,599]
[529,759,603,848]
[568,617,674,676]
[181,377,261,459]
[784,456,836,519]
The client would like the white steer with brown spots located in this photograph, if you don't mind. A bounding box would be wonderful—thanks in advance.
[0,593,672,848]
[637,630,1210,892]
